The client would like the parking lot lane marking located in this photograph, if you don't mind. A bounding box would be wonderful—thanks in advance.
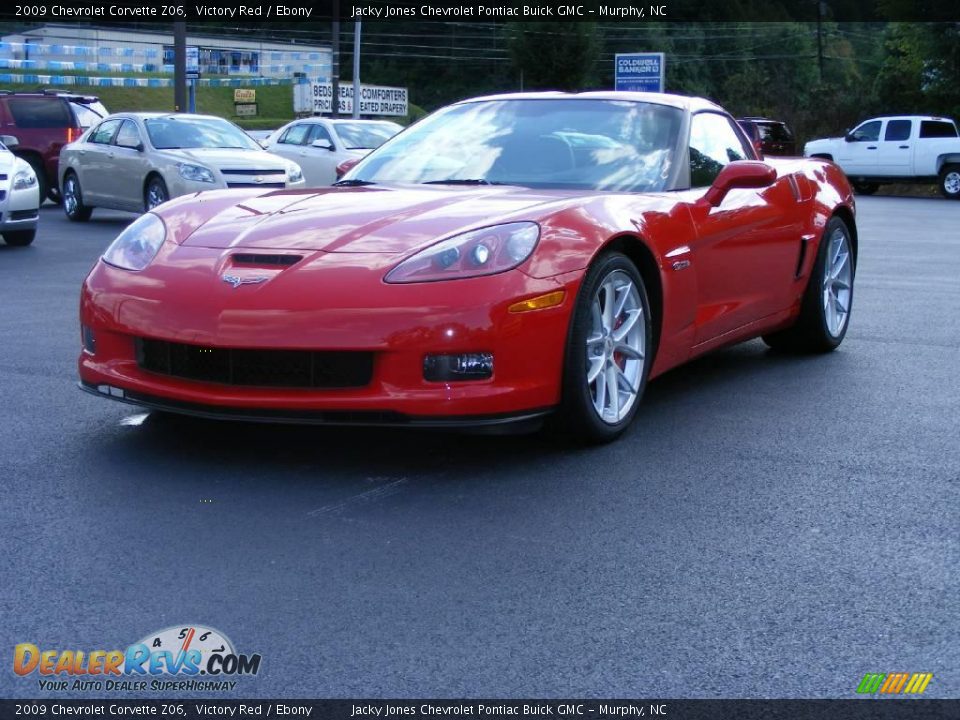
[307,478,408,517]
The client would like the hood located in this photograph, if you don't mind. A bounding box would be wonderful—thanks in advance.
[0,151,15,174]
[159,147,290,171]
[170,185,585,255]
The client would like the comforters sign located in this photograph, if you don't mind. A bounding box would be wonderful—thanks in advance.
[298,83,408,116]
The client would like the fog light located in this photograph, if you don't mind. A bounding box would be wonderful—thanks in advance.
[424,352,494,381]
[81,325,96,354]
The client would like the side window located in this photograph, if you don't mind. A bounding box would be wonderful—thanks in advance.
[278,123,311,145]
[114,120,143,149]
[689,113,750,187]
[850,121,881,142]
[89,119,122,144]
[919,121,958,139]
[6,98,72,128]
[884,120,912,142]
[308,124,333,147]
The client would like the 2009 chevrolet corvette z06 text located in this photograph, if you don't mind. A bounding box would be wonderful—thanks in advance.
[79,92,857,443]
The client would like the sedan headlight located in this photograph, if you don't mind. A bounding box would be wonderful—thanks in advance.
[102,213,167,271]
[287,164,303,183]
[385,222,540,284]
[178,163,215,183]
[13,168,38,190]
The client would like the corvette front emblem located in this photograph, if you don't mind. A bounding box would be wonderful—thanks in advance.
[222,274,268,288]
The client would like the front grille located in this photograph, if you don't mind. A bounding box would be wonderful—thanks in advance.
[136,338,373,389]
[10,209,38,220]
[226,182,285,189]
[220,168,286,176]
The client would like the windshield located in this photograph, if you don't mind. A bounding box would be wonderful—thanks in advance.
[348,99,683,192]
[332,121,402,150]
[757,122,794,142]
[144,116,261,150]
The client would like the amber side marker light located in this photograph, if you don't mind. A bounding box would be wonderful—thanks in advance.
[508,290,565,313]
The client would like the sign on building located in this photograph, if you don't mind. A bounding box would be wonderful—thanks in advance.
[234,89,256,103]
[614,52,665,93]
[295,82,408,117]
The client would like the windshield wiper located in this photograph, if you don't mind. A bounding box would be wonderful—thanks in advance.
[332,178,377,187]
[422,178,504,186]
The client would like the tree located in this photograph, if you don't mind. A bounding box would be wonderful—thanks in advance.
[506,23,600,91]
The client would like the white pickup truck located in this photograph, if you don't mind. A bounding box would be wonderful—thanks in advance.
[804,115,960,198]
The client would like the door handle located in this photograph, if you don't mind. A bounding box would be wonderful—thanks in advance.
[899,145,909,149]
[866,146,877,150]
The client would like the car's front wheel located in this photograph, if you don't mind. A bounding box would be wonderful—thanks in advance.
[939,164,960,199]
[144,176,169,211]
[62,171,93,222]
[763,216,855,353]
[2,229,35,246]
[558,251,652,443]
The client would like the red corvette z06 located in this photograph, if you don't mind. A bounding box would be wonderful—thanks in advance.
[79,93,857,442]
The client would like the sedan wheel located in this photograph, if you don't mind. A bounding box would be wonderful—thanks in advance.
[145,177,169,211]
[558,252,652,443]
[62,173,93,222]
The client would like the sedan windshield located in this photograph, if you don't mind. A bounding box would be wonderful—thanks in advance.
[145,116,261,150]
[348,99,683,192]
[333,121,401,150]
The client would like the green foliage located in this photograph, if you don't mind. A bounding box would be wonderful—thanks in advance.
[505,23,601,91]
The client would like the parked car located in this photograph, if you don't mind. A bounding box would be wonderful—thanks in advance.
[0,90,107,203]
[78,92,857,443]
[245,129,275,144]
[58,112,305,220]
[263,118,402,186]
[0,135,41,246]
[737,117,797,156]
[804,115,960,198]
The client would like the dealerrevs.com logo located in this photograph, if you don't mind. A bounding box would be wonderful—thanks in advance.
[13,625,261,692]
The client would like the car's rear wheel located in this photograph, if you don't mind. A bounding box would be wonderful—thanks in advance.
[2,229,35,246]
[852,182,878,195]
[939,164,960,199]
[557,252,652,443]
[144,176,169,211]
[62,171,93,222]
[763,216,855,353]
[22,156,49,205]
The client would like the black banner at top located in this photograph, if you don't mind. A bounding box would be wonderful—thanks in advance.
[1,0,959,23]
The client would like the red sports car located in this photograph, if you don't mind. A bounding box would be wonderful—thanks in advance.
[79,92,857,442]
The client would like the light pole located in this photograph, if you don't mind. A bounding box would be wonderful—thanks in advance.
[173,22,186,112]
[353,21,361,119]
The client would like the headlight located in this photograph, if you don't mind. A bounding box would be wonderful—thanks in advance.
[13,168,37,190]
[385,222,540,284]
[102,213,167,271]
[178,163,215,183]
[287,164,303,183]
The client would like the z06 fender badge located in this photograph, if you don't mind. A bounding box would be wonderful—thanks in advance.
[222,274,269,288]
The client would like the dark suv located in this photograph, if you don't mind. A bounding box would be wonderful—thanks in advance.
[0,91,108,202]
[737,117,797,156]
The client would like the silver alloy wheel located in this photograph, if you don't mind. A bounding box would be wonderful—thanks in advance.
[822,226,853,337]
[586,269,645,424]
[63,176,78,215]
[944,171,960,196]
[146,181,168,209]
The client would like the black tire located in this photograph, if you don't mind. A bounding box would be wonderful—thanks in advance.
[144,176,169,212]
[62,171,93,222]
[763,216,855,353]
[938,164,960,199]
[22,156,49,206]
[2,229,36,246]
[555,251,653,444]
[852,182,878,196]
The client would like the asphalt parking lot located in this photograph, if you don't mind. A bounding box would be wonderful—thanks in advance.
[0,197,957,699]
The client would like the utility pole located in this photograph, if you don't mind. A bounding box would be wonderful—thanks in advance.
[174,21,186,111]
[352,21,361,119]
[331,2,340,118]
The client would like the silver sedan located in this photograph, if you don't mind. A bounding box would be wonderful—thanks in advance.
[58,112,305,221]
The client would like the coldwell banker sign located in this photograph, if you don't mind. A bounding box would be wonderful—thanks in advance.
[615,52,666,92]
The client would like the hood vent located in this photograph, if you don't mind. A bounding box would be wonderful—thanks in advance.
[231,253,302,267]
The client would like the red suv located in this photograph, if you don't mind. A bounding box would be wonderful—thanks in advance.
[737,117,797,157]
[0,91,108,203]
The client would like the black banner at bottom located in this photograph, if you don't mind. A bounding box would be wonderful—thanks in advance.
[1,700,957,720]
